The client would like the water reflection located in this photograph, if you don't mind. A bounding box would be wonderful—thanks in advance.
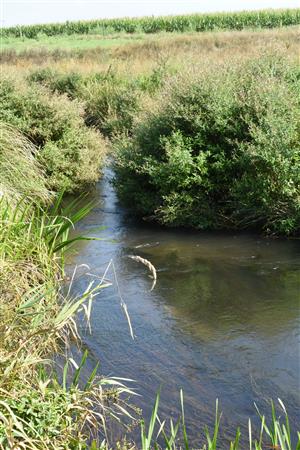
[66,170,300,446]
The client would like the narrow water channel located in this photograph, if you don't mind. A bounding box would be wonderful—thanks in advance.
[67,168,300,446]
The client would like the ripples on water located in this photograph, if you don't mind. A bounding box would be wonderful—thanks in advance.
[66,170,300,446]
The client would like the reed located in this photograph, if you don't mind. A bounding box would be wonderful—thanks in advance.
[0,125,135,447]
[138,391,300,450]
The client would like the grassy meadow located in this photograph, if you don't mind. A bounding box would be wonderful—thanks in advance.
[1,11,300,448]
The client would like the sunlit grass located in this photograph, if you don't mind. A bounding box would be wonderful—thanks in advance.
[0,189,136,447]
[138,391,300,450]
[0,32,147,52]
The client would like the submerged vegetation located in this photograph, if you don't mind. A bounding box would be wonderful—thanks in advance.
[1,13,300,448]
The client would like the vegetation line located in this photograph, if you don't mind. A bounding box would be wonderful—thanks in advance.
[2,8,300,39]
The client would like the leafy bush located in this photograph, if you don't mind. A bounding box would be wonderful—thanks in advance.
[0,121,50,203]
[135,63,169,94]
[114,56,300,235]
[29,69,142,137]
[0,77,106,192]
[81,75,141,137]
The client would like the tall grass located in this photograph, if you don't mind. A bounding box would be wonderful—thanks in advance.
[0,193,139,448]
[1,23,300,446]
[0,121,50,204]
[139,391,300,450]
[0,77,107,192]
[0,125,135,448]
[1,9,300,39]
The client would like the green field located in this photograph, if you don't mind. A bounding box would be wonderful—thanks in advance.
[1,32,148,52]
[2,8,300,39]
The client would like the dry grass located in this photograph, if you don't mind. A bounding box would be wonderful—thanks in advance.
[0,121,51,203]
[1,27,299,79]
[128,255,157,291]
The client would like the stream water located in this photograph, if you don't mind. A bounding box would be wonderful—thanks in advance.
[66,169,300,446]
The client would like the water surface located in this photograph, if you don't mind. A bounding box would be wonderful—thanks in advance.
[67,170,300,445]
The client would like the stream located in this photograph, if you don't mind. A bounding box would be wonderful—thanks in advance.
[66,168,300,446]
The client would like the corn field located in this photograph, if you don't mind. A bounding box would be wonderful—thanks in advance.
[2,9,300,39]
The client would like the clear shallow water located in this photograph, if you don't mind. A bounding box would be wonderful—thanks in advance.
[66,169,300,446]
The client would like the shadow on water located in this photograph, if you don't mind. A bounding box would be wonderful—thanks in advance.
[66,168,300,446]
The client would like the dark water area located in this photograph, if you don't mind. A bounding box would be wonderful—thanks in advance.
[66,169,300,446]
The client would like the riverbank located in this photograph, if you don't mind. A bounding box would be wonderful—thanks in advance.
[0,125,134,448]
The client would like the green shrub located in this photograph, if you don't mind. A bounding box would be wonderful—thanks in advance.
[41,125,104,191]
[81,75,141,137]
[0,77,106,192]
[28,67,83,99]
[29,69,142,138]
[114,56,300,235]
[135,63,170,94]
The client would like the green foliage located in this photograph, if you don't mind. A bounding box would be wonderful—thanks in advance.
[28,67,83,98]
[114,55,300,235]
[138,391,299,450]
[28,68,142,137]
[81,74,141,137]
[28,66,167,137]
[0,190,136,448]
[0,121,50,203]
[135,64,169,95]
[0,380,76,446]
[1,9,300,39]
[0,78,106,192]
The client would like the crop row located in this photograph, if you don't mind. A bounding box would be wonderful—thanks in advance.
[2,8,300,39]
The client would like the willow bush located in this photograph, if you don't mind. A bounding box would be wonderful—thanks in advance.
[28,67,83,99]
[0,77,107,192]
[80,75,141,138]
[28,69,142,137]
[114,55,300,235]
